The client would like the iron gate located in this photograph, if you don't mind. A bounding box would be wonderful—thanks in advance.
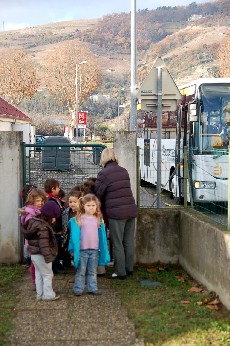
[22,143,106,192]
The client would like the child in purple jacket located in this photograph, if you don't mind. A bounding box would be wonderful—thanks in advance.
[19,188,47,289]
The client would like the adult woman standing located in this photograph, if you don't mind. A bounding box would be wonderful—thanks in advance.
[94,148,138,280]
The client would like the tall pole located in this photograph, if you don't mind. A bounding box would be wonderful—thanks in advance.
[156,67,163,208]
[75,63,79,144]
[130,0,137,131]
[228,143,230,231]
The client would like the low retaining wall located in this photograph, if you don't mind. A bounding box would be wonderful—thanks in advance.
[137,208,230,310]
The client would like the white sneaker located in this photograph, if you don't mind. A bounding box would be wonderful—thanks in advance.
[43,295,60,301]
[111,273,118,278]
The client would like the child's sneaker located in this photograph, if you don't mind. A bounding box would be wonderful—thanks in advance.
[43,295,60,301]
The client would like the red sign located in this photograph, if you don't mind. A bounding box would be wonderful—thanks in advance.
[78,111,87,125]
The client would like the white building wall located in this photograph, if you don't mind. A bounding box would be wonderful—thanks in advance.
[0,132,23,263]
[0,122,11,131]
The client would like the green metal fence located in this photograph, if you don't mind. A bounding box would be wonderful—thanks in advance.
[21,143,106,193]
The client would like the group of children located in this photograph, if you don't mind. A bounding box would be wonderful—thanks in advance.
[20,177,110,301]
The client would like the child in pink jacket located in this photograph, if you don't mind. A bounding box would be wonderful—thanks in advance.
[19,188,47,289]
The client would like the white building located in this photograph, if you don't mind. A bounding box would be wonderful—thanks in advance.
[0,97,35,145]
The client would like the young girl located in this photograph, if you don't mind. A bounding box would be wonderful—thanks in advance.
[62,190,82,268]
[23,200,61,301]
[68,194,110,296]
[19,188,47,289]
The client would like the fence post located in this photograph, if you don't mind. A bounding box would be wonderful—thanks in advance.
[183,146,188,208]
[228,145,230,231]
[136,146,140,208]
[21,142,27,187]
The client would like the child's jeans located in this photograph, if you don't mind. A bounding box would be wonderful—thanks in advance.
[31,254,56,300]
[73,249,98,294]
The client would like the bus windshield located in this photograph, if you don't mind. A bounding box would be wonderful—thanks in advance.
[198,83,230,151]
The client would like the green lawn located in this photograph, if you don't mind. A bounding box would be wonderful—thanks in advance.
[109,264,230,346]
[0,265,25,345]
[1,264,230,346]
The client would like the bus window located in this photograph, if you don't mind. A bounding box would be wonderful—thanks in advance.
[199,84,230,150]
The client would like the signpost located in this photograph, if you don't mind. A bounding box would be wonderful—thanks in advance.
[78,111,87,125]
[137,57,181,207]
[78,111,87,142]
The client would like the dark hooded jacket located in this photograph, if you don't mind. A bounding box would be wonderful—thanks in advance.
[94,161,138,220]
[23,217,58,263]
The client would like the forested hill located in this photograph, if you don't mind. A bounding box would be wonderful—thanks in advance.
[0,0,229,118]
[0,0,229,86]
[78,0,229,54]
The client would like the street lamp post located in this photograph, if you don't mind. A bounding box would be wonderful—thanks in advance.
[130,0,137,131]
[75,60,87,144]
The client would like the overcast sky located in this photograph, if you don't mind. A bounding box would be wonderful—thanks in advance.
[1,0,208,31]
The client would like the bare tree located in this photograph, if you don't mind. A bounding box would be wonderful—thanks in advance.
[43,40,100,113]
[0,49,40,105]
[217,34,230,77]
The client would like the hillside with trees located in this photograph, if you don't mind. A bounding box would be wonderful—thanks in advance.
[0,0,229,131]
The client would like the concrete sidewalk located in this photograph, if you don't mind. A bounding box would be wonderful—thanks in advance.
[10,269,144,346]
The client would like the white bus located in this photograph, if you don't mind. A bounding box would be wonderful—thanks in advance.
[138,78,230,202]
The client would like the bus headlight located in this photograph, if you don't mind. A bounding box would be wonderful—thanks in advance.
[194,181,216,189]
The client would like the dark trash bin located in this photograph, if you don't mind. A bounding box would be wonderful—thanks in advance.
[42,136,71,171]
[92,146,103,165]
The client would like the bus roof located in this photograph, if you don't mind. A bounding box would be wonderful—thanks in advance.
[179,78,230,96]
[179,78,230,90]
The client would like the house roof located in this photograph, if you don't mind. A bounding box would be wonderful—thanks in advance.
[0,97,31,122]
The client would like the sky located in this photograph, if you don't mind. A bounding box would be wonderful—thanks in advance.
[1,0,208,31]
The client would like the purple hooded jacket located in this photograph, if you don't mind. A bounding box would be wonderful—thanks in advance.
[21,205,41,225]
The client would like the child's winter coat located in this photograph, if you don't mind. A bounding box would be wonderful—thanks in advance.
[68,217,110,268]
[23,217,58,264]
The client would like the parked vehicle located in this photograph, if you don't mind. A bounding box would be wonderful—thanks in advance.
[138,78,230,203]
[42,136,71,171]
[35,135,45,151]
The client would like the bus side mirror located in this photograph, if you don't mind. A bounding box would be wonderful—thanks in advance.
[188,103,198,122]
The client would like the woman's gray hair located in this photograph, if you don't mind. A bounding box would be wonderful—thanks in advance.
[100,148,118,167]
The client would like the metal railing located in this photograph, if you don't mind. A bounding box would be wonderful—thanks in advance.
[21,143,106,193]
[138,145,229,230]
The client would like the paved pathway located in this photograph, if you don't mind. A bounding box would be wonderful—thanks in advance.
[10,269,144,346]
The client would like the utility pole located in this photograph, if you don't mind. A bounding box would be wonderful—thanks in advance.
[130,0,137,131]
[75,60,87,144]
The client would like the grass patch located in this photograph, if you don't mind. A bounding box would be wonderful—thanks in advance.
[109,264,230,346]
[0,264,26,345]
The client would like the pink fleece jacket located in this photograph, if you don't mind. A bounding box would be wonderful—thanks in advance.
[21,205,41,225]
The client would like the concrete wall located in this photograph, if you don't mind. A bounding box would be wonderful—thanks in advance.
[0,132,23,263]
[137,209,180,264]
[136,208,230,310]
[113,131,137,200]
[179,210,230,311]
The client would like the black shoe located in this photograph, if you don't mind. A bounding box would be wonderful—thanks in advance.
[110,273,127,280]
[118,275,127,280]
[126,271,133,276]
[88,291,102,295]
